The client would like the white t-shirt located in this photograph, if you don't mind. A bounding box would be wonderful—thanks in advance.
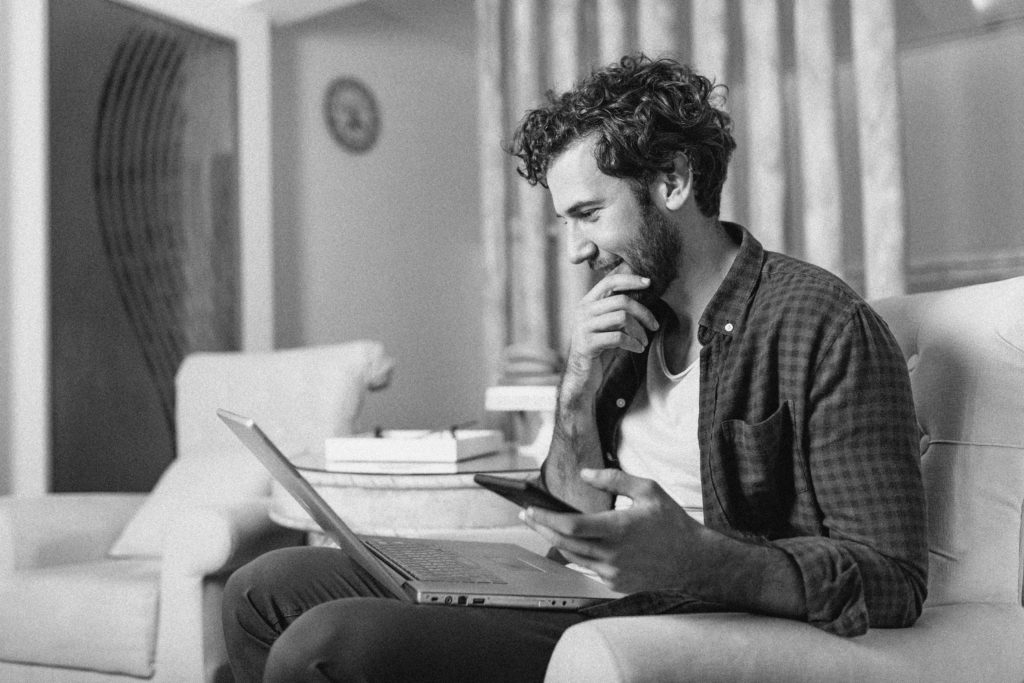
[613,329,703,524]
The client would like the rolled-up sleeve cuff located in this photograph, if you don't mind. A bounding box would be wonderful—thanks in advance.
[774,536,868,637]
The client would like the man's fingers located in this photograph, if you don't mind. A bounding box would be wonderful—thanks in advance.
[558,549,606,570]
[584,273,650,302]
[584,322,647,353]
[581,468,653,500]
[587,295,660,332]
[523,506,624,540]
[519,509,610,554]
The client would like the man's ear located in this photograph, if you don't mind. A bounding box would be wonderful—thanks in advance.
[658,154,693,211]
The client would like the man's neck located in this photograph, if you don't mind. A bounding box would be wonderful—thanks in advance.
[659,217,740,374]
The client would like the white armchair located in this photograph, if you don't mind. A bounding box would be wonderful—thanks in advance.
[0,340,394,682]
[545,277,1024,682]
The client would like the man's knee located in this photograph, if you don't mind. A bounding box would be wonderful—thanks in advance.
[223,547,316,638]
[263,598,408,682]
[224,549,277,640]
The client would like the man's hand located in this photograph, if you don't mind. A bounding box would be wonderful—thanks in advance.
[522,468,808,619]
[542,273,660,512]
[562,274,660,401]
[520,468,705,593]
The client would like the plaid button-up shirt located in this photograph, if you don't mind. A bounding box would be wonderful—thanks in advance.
[583,224,928,637]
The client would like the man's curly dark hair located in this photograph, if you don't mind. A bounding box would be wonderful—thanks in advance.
[508,53,736,218]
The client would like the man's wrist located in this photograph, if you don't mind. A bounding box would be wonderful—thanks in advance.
[686,530,806,620]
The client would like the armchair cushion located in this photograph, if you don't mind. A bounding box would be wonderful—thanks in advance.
[0,558,160,677]
[110,341,393,557]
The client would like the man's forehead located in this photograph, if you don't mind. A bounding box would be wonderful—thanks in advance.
[547,138,615,211]
[548,138,597,180]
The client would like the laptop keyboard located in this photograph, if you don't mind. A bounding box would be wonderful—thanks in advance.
[362,536,507,584]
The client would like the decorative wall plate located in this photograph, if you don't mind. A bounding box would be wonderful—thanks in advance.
[324,77,381,153]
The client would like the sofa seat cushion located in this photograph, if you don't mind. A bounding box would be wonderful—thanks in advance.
[0,558,160,677]
[545,603,1024,682]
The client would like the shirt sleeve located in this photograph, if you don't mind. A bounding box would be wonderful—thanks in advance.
[774,303,929,636]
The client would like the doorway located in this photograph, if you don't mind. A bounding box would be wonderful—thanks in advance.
[48,0,240,491]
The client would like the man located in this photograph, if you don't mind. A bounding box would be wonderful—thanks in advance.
[509,54,927,636]
[222,54,926,682]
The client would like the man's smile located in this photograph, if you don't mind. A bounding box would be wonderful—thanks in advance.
[591,256,628,277]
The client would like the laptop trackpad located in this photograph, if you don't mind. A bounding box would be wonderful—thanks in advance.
[487,556,548,573]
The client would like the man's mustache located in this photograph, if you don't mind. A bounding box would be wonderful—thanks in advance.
[589,256,624,275]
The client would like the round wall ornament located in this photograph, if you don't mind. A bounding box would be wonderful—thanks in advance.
[324,77,381,153]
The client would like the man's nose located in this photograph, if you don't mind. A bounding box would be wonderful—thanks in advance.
[567,224,597,265]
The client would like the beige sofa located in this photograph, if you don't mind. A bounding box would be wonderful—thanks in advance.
[545,276,1024,682]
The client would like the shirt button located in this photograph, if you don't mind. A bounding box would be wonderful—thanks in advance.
[724,323,734,332]
[615,398,626,408]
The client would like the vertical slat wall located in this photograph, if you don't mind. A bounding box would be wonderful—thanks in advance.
[690,0,734,220]
[794,0,844,278]
[596,0,629,64]
[741,0,786,252]
[852,0,907,298]
[637,0,678,58]
[475,0,908,371]
[549,0,589,353]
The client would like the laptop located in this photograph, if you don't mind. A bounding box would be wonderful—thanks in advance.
[217,409,622,610]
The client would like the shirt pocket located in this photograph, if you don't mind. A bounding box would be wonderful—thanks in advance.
[716,401,794,534]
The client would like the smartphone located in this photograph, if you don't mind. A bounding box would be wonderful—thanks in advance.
[473,473,581,514]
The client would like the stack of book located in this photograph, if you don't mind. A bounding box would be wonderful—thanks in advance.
[323,428,509,473]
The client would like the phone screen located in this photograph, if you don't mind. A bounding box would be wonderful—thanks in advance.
[474,474,581,514]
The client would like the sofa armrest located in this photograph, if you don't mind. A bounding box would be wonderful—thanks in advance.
[162,497,304,577]
[544,605,1024,682]
[0,493,146,572]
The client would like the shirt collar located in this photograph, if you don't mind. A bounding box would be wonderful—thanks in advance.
[697,222,764,344]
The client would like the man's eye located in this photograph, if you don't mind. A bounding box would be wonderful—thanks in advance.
[579,210,598,221]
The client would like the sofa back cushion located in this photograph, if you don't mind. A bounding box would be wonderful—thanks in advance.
[872,276,1024,607]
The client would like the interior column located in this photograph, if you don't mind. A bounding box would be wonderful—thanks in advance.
[475,0,509,383]
[511,0,551,349]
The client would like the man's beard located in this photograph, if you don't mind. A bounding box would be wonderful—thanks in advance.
[632,202,681,305]
[591,201,680,310]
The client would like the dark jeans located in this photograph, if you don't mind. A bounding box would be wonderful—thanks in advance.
[222,545,588,682]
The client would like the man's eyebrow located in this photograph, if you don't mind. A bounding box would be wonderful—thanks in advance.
[555,200,601,219]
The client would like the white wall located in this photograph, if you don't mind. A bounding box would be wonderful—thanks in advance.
[273,0,487,433]
[901,23,1024,285]
[0,0,12,494]
[1,0,49,496]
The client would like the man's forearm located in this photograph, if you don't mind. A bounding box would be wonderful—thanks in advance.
[541,392,612,512]
[690,528,807,620]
